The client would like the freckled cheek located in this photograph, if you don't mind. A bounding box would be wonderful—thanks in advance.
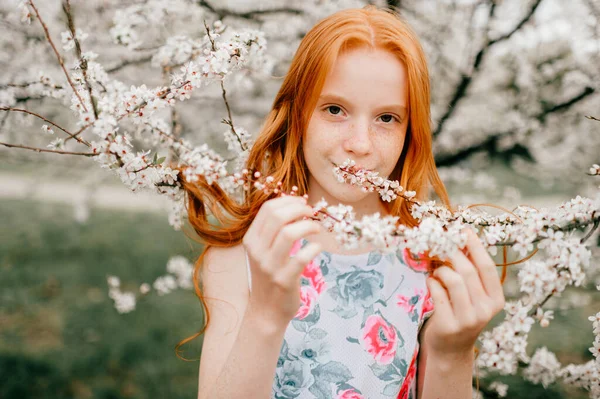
[307,119,343,146]
[372,134,405,171]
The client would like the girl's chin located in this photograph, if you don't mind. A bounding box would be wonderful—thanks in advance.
[326,186,372,203]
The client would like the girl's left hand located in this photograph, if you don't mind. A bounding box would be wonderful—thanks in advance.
[423,228,506,357]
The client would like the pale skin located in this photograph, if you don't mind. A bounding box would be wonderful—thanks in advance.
[197,47,505,399]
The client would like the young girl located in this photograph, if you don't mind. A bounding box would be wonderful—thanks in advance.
[183,6,505,399]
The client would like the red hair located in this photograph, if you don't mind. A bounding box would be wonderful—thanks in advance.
[176,5,451,355]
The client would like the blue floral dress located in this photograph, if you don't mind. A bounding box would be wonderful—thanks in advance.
[245,238,434,399]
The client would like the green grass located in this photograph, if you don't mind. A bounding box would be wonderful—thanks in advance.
[0,198,597,398]
[0,199,204,399]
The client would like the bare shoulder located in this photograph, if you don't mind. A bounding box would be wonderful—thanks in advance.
[198,243,250,397]
[201,243,249,300]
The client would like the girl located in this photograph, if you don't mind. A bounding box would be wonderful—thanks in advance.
[183,6,505,399]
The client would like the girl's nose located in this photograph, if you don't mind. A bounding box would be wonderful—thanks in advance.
[343,120,373,156]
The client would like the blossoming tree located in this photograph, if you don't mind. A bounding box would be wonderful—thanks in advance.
[1,0,599,397]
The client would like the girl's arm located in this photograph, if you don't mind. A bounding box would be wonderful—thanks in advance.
[416,322,474,399]
[197,245,287,399]
[416,228,505,399]
[198,196,322,399]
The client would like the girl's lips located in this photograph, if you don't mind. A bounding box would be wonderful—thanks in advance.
[332,161,375,172]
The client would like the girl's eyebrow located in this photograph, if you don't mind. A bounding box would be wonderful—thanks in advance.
[318,93,407,113]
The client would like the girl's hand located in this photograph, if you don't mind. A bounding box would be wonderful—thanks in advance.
[242,195,323,328]
[423,228,505,357]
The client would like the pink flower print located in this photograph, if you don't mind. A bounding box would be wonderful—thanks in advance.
[290,239,303,256]
[402,249,429,272]
[396,288,425,314]
[301,258,326,294]
[397,349,419,399]
[360,315,398,364]
[337,388,365,399]
[295,285,318,320]
[420,286,434,319]
[396,294,417,314]
[291,239,326,294]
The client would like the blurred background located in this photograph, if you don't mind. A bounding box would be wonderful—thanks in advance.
[1,0,599,398]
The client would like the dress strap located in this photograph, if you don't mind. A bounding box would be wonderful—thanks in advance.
[244,247,252,293]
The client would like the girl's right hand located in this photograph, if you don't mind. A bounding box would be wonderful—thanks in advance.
[242,195,323,328]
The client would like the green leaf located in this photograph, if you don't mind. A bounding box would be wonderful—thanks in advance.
[392,356,408,376]
[302,304,321,326]
[346,336,359,344]
[156,156,166,165]
[292,319,309,333]
[308,379,331,399]
[316,361,352,383]
[376,299,388,307]
[367,251,382,266]
[382,381,402,396]
[369,362,399,381]
[308,328,328,340]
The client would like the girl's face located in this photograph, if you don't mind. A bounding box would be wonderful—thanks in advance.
[303,46,409,213]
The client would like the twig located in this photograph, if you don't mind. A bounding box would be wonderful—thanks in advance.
[580,213,599,243]
[436,88,595,167]
[203,20,247,152]
[28,0,89,114]
[0,107,91,146]
[494,214,600,247]
[106,55,153,74]
[65,80,191,143]
[433,0,543,138]
[0,81,64,90]
[0,141,95,156]
[198,0,302,20]
[63,0,98,120]
[586,115,600,122]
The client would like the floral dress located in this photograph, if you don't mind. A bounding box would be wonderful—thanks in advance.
[245,238,434,399]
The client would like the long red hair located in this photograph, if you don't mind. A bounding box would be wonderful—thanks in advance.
[176,5,451,355]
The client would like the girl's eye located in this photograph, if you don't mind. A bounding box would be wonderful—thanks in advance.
[326,105,343,115]
[379,114,397,123]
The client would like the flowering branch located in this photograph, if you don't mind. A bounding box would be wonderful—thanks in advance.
[203,20,247,153]
[27,0,89,113]
[63,0,99,120]
[0,107,90,146]
[0,141,95,156]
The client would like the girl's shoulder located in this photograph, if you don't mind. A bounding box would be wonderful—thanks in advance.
[201,243,249,297]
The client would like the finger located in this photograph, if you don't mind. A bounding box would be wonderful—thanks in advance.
[448,247,488,307]
[425,276,456,329]
[246,196,307,250]
[259,200,315,249]
[433,266,475,326]
[463,228,504,302]
[276,242,322,285]
[269,219,322,267]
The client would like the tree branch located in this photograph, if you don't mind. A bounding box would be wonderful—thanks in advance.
[203,20,247,152]
[28,0,89,114]
[433,0,544,138]
[63,0,98,120]
[0,107,90,146]
[197,0,302,20]
[0,141,95,156]
[538,86,595,122]
[105,55,153,74]
[435,85,593,167]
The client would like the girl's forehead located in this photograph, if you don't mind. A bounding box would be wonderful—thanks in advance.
[319,48,408,105]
